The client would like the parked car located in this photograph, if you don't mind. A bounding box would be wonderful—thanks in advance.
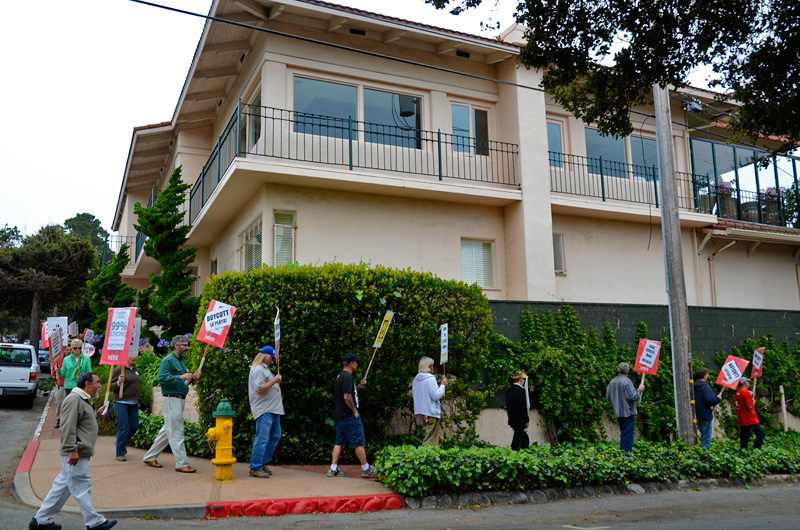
[0,343,39,408]
[38,350,51,374]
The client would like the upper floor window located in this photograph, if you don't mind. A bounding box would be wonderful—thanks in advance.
[364,89,421,149]
[461,239,494,288]
[585,128,659,181]
[239,218,262,273]
[452,104,489,155]
[274,211,296,266]
[248,92,262,150]
[547,121,563,168]
[294,77,357,139]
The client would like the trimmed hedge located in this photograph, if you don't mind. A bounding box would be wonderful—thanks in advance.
[187,262,492,462]
[376,431,800,497]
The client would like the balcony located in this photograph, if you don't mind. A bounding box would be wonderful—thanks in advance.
[549,152,800,229]
[189,104,520,224]
[135,187,155,261]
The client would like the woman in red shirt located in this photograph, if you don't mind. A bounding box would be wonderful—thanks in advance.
[734,377,764,449]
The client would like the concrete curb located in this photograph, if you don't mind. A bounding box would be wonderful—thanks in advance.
[402,474,800,509]
[206,493,404,518]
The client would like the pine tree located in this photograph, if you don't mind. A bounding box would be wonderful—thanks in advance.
[87,244,137,332]
[134,166,200,337]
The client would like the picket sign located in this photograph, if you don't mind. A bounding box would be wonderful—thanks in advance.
[46,317,68,354]
[196,300,237,372]
[750,347,765,392]
[715,355,750,390]
[364,310,394,379]
[634,339,662,383]
[440,323,448,376]
[100,308,138,419]
[274,308,281,374]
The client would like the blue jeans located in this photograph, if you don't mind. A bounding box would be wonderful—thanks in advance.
[698,419,713,449]
[618,415,635,453]
[114,402,139,457]
[250,412,282,470]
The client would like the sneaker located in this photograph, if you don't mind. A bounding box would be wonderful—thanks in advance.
[115,455,126,462]
[54,420,59,429]
[29,518,61,530]
[249,469,269,478]
[361,465,379,478]
[327,468,346,477]
[262,464,272,476]
[87,520,117,530]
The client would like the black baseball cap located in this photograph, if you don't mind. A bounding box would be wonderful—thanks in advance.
[342,352,361,365]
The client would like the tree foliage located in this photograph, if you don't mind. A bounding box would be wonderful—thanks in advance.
[86,244,137,332]
[427,0,800,153]
[133,166,200,337]
[1,224,21,249]
[0,225,95,344]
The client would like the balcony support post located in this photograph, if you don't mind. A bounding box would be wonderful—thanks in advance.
[774,156,784,226]
[599,156,606,201]
[236,99,242,158]
[653,165,659,208]
[437,130,443,181]
[348,117,353,171]
[217,135,222,184]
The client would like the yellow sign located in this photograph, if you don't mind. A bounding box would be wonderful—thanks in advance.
[373,310,395,348]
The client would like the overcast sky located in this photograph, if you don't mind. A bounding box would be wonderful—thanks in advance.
[1,0,715,237]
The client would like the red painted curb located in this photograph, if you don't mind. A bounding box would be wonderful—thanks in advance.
[15,440,40,475]
[206,493,404,518]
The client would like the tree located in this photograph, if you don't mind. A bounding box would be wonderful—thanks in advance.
[1,224,21,249]
[133,166,200,337]
[86,244,137,332]
[0,225,95,346]
[64,213,109,252]
[427,0,800,153]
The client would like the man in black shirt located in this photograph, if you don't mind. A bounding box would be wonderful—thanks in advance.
[506,371,530,451]
[327,352,378,478]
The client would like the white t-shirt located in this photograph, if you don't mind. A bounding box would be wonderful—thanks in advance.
[248,363,284,419]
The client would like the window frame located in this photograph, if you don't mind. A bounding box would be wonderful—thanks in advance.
[239,217,263,273]
[584,126,660,181]
[450,101,493,156]
[553,233,566,275]
[273,210,296,266]
[460,239,495,289]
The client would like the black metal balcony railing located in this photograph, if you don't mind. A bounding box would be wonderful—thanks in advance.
[135,187,156,261]
[189,103,519,224]
[550,152,800,229]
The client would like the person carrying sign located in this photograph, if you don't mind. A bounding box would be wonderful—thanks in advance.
[142,335,200,473]
[29,372,116,530]
[248,345,284,478]
[734,376,764,449]
[327,353,378,478]
[605,362,645,453]
[60,339,92,396]
[110,355,142,461]
[52,347,67,429]
[412,356,448,446]
[693,368,723,449]
[505,371,530,451]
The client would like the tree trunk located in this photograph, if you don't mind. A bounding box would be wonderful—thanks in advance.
[29,290,42,349]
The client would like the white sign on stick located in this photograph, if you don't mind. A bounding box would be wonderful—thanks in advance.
[440,323,448,365]
[721,359,744,385]
[127,318,142,358]
[205,302,234,335]
[639,340,660,369]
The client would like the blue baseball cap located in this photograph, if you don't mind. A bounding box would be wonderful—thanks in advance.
[260,345,276,357]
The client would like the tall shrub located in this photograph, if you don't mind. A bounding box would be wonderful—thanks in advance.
[188,262,492,461]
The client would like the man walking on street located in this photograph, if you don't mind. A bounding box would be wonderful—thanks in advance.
[30,372,116,530]
[328,352,378,478]
[505,370,530,451]
[412,356,448,446]
[606,362,645,453]
[735,376,764,449]
[693,367,723,449]
[248,345,284,478]
[142,335,200,473]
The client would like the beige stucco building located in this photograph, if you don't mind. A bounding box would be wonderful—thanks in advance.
[113,0,800,312]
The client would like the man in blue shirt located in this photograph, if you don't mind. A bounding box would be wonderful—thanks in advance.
[606,362,645,452]
[693,367,723,449]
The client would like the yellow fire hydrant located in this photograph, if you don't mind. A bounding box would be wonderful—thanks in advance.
[206,398,236,481]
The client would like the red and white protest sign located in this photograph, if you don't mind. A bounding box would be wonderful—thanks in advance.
[197,300,236,348]
[49,330,64,366]
[634,339,662,375]
[715,355,750,389]
[751,347,765,379]
[41,322,49,349]
[100,307,137,366]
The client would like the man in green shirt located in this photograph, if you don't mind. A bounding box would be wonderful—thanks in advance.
[142,335,200,473]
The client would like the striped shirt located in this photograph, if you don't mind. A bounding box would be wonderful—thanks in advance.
[605,374,642,418]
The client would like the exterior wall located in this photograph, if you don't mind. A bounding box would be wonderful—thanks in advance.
[209,187,268,276]
[551,213,700,305]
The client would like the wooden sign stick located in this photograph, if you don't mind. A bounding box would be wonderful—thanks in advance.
[119,369,125,399]
[102,367,114,423]
[197,344,211,373]
[364,347,379,379]
[640,372,646,385]
[752,378,757,393]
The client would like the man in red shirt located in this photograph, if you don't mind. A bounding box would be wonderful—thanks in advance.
[734,377,764,449]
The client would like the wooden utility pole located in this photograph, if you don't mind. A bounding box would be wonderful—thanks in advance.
[653,84,697,445]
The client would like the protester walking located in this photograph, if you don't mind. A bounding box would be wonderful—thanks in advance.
[693,367,723,449]
[110,354,142,461]
[59,339,91,396]
[606,362,645,453]
[51,348,66,429]
[412,356,448,446]
[248,345,284,478]
[505,370,530,451]
[142,335,200,472]
[328,352,378,478]
[735,376,764,449]
[29,372,116,530]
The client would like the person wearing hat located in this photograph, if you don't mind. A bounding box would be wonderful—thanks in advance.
[505,371,530,450]
[606,362,645,453]
[327,352,378,478]
[734,376,764,449]
[412,356,449,446]
[248,345,284,478]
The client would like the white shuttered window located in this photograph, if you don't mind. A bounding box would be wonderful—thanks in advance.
[461,240,494,288]
[240,218,262,272]
[274,211,296,266]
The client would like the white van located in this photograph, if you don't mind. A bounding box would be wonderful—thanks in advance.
[0,343,39,408]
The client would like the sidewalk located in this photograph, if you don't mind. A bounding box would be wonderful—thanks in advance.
[13,395,402,519]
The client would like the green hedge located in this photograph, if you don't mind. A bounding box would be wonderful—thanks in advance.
[187,262,493,462]
[129,412,213,458]
[376,432,800,497]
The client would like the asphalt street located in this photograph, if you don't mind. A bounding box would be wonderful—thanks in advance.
[2,391,798,529]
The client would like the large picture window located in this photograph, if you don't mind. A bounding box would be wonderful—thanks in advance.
[364,89,421,149]
[293,77,357,139]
